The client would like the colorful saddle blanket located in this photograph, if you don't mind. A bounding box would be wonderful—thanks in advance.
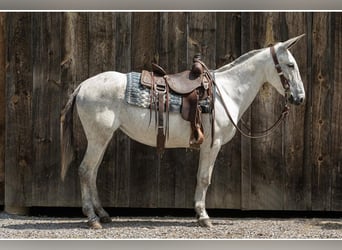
[124,72,211,113]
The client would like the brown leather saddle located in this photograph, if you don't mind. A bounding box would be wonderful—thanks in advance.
[140,55,214,153]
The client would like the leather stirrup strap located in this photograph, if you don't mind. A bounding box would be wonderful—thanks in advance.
[157,91,165,153]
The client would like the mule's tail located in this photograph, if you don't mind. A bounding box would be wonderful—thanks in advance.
[60,84,82,181]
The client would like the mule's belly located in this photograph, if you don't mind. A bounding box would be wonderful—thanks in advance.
[119,104,194,148]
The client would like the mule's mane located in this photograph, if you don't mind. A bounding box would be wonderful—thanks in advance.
[214,48,264,72]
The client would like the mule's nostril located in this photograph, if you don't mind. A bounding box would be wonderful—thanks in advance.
[295,97,305,105]
[289,95,304,105]
[289,95,294,102]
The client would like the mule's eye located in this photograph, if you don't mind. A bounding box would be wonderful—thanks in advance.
[287,63,295,68]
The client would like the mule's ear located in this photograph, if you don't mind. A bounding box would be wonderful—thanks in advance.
[283,34,306,49]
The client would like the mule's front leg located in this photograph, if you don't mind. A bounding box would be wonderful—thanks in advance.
[194,180,212,227]
[194,143,221,227]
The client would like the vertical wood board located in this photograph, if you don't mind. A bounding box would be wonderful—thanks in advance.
[331,12,342,211]
[129,12,160,208]
[0,13,6,205]
[5,13,34,209]
[282,12,311,210]
[311,13,333,211]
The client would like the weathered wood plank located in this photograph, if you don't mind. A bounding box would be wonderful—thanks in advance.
[109,13,132,208]
[0,13,6,205]
[88,13,116,76]
[244,13,285,210]
[215,13,241,68]
[58,12,89,206]
[158,12,188,72]
[282,12,311,210]
[31,13,64,206]
[129,12,160,208]
[5,13,33,211]
[188,12,216,68]
[311,13,332,211]
[131,12,159,71]
[331,12,342,211]
[207,12,242,209]
[157,12,188,208]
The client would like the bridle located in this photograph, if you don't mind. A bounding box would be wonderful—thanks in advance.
[270,46,291,98]
[210,45,291,139]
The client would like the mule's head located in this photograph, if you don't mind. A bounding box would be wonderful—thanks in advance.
[267,34,306,105]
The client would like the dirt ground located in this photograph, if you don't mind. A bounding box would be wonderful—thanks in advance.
[1,211,342,239]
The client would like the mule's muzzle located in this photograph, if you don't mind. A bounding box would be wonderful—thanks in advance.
[289,94,305,105]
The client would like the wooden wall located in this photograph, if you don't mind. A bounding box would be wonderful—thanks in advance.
[1,12,342,212]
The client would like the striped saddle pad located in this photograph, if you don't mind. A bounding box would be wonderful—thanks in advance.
[124,72,211,113]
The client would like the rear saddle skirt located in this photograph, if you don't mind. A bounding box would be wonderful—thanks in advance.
[126,58,214,152]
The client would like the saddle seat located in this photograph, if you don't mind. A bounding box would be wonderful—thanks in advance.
[141,68,203,95]
[139,55,214,153]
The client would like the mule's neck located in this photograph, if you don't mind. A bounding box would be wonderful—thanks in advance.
[214,49,272,121]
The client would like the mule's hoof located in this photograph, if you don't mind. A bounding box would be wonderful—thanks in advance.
[88,220,103,229]
[100,216,112,224]
[198,218,213,228]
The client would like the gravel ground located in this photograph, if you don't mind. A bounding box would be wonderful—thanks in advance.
[1,211,342,239]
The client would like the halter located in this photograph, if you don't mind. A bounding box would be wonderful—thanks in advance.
[203,46,291,140]
[270,46,291,95]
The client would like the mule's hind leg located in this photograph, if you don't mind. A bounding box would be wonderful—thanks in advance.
[79,135,113,229]
[89,159,112,224]
[194,142,221,227]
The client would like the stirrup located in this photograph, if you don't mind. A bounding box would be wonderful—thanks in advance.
[190,126,204,146]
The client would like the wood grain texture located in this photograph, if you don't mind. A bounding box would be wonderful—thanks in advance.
[188,12,216,68]
[330,12,342,211]
[311,13,333,211]
[2,12,342,211]
[129,12,160,208]
[31,13,64,206]
[281,12,311,211]
[5,13,33,209]
[250,13,285,210]
[207,12,242,209]
[58,12,86,206]
[240,13,285,210]
[102,13,132,208]
[0,13,5,205]
[157,12,189,208]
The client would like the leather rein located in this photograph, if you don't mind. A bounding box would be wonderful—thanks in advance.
[200,46,291,139]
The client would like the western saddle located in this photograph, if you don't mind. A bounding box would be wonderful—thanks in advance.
[140,54,214,153]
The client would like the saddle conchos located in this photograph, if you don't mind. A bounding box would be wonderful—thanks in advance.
[140,54,214,153]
